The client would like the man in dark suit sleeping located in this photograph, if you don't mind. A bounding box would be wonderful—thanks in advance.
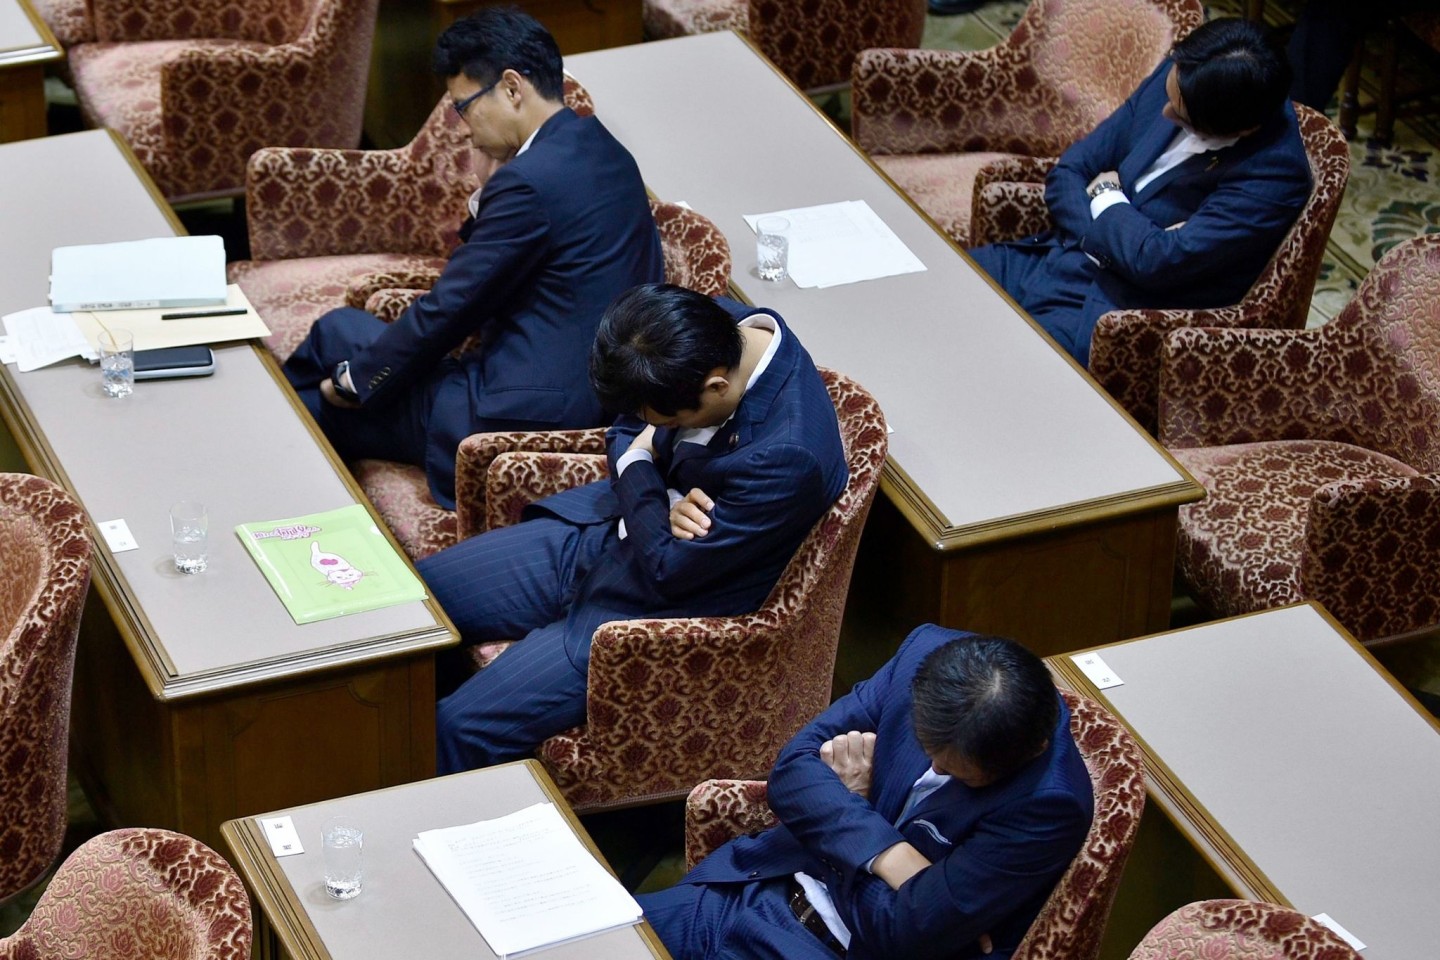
[969,17,1311,367]
[638,625,1093,960]
[419,284,849,773]
[283,9,662,510]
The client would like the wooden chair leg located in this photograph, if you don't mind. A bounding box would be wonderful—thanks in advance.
[1339,39,1364,139]
[1376,20,1401,145]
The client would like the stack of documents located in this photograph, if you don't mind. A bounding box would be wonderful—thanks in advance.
[1,307,96,372]
[50,235,227,312]
[744,200,926,288]
[414,802,644,956]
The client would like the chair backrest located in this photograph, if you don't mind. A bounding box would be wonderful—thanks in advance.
[1012,691,1146,960]
[1310,233,1440,472]
[650,200,733,298]
[1234,105,1352,332]
[0,474,90,903]
[749,0,927,91]
[1126,899,1362,960]
[91,0,319,44]
[1,828,253,959]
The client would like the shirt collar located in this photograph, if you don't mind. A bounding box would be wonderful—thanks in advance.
[676,312,781,447]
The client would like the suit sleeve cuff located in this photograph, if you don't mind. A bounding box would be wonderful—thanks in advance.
[1089,188,1129,219]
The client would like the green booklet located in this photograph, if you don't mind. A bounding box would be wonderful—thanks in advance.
[235,504,427,624]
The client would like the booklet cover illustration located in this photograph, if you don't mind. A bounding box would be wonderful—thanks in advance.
[235,504,427,624]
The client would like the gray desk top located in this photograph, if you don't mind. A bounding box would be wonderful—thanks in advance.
[0,130,454,699]
[1067,603,1440,958]
[565,33,1198,548]
[224,761,668,960]
[0,0,58,66]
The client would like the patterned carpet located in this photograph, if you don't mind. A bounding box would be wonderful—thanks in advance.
[922,0,1440,327]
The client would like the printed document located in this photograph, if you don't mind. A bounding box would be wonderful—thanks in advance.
[50,235,227,312]
[2,306,95,371]
[745,200,926,288]
[413,802,643,957]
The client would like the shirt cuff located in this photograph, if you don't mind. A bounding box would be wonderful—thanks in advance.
[1089,188,1129,220]
[615,447,654,477]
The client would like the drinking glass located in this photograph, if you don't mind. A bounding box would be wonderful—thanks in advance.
[322,817,363,900]
[169,500,208,574]
[99,329,134,398]
[756,216,790,282]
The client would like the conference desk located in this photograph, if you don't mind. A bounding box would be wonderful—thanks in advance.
[0,0,59,142]
[0,130,457,851]
[567,34,1202,663]
[222,759,670,960]
[1050,603,1440,959]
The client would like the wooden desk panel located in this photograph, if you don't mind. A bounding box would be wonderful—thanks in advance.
[223,761,669,960]
[1051,603,1440,959]
[0,0,60,142]
[0,130,456,850]
[567,34,1200,656]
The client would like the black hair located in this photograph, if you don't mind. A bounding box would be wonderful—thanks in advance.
[589,284,746,417]
[1170,17,1292,136]
[431,7,564,101]
[910,634,1059,782]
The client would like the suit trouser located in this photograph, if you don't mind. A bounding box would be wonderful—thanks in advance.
[638,878,840,960]
[417,516,617,773]
[967,242,1097,366]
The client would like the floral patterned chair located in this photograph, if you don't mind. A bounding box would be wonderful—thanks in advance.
[64,0,379,203]
[0,474,90,904]
[0,828,252,960]
[1126,900,1361,960]
[28,0,92,46]
[971,105,1350,435]
[452,369,887,812]
[642,0,925,92]
[348,196,733,561]
[851,0,1202,248]
[683,691,1146,960]
[1158,234,1440,644]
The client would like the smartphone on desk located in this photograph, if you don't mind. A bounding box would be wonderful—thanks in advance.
[133,346,216,380]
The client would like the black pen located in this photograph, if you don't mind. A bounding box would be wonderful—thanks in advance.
[160,308,248,321]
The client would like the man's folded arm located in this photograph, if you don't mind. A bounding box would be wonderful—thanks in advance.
[348,173,551,406]
[1045,70,1154,239]
[611,441,831,602]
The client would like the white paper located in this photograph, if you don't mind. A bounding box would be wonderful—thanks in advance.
[744,200,926,289]
[413,802,641,957]
[72,284,271,353]
[1070,652,1124,690]
[257,815,305,857]
[96,518,139,553]
[50,235,227,312]
[2,306,96,372]
[1312,913,1366,950]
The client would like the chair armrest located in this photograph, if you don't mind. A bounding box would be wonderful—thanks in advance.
[1304,474,1440,642]
[969,179,1052,247]
[1156,324,1340,447]
[685,780,775,869]
[359,288,427,321]
[482,452,609,532]
[452,428,609,538]
[348,265,443,311]
[853,46,1026,155]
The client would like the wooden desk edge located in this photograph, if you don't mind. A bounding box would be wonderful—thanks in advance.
[7,0,63,64]
[221,761,671,960]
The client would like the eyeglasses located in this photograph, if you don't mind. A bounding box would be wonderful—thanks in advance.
[452,79,500,118]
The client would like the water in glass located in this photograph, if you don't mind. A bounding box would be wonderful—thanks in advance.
[323,823,363,900]
[757,233,789,282]
[101,354,134,398]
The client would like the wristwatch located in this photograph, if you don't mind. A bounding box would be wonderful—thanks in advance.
[331,360,361,404]
[1087,179,1123,200]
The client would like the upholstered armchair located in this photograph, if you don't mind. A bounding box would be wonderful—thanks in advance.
[230,78,595,364]
[452,370,887,811]
[643,0,925,91]
[0,474,90,904]
[971,105,1349,435]
[65,0,378,203]
[1126,900,1361,960]
[0,829,252,960]
[1158,235,1440,644]
[346,197,732,562]
[852,0,1202,247]
[28,0,92,46]
[683,692,1146,960]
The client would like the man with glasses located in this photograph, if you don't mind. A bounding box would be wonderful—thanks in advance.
[284,9,663,510]
[967,18,1311,367]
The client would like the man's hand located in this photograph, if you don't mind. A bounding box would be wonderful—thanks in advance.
[669,488,714,540]
[1086,170,1122,195]
[820,730,877,798]
[319,378,360,409]
[628,423,657,458]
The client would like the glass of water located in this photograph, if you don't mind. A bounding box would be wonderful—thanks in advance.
[99,329,134,398]
[169,500,208,574]
[756,216,790,282]
[322,817,364,900]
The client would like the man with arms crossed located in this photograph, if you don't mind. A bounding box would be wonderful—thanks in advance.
[418,284,849,773]
[284,9,663,509]
[639,625,1092,960]
[969,18,1311,366]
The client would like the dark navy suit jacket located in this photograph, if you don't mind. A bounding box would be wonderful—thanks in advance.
[348,108,663,497]
[976,59,1311,365]
[526,300,848,668]
[679,624,1094,960]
